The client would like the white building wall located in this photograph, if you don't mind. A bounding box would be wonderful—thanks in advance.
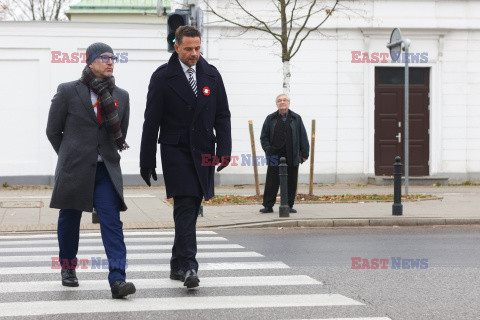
[0,0,480,185]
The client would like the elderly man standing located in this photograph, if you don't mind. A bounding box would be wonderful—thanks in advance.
[259,94,310,213]
[46,42,135,299]
[140,26,232,289]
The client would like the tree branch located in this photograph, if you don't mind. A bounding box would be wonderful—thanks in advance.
[290,0,340,59]
[287,0,317,58]
[28,0,35,20]
[204,1,282,42]
[271,0,280,13]
[14,0,33,20]
[54,0,63,20]
[288,7,326,23]
[286,0,298,40]
[233,0,280,38]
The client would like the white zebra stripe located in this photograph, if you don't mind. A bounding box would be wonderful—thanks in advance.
[0,243,244,253]
[0,251,263,263]
[0,294,362,317]
[0,261,289,275]
[0,275,320,293]
[0,230,217,239]
[0,236,226,246]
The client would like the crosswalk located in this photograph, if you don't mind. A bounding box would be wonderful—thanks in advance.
[0,230,391,319]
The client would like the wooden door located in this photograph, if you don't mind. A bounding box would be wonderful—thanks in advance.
[374,67,430,176]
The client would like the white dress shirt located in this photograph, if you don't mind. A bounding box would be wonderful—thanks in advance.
[179,58,196,83]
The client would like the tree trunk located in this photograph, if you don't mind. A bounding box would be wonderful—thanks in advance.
[283,60,290,95]
[279,0,290,95]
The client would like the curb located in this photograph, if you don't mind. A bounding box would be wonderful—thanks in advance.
[0,222,175,233]
[218,218,480,229]
[1,218,479,233]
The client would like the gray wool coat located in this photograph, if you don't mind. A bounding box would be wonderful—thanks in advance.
[46,80,130,212]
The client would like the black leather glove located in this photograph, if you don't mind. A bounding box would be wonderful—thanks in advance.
[140,167,157,187]
[216,155,230,172]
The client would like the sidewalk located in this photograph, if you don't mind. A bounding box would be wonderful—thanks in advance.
[0,184,479,232]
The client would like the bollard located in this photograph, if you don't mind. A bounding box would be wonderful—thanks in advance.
[392,156,403,216]
[279,157,290,217]
[92,208,100,224]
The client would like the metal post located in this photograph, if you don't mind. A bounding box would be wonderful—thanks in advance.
[92,208,99,224]
[248,120,260,197]
[404,40,410,196]
[278,157,290,217]
[387,29,411,196]
[392,156,403,216]
[309,119,316,195]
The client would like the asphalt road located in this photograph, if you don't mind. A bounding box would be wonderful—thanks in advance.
[0,226,478,320]
[217,226,480,320]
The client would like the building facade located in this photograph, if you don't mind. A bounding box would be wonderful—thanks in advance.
[0,0,479,185]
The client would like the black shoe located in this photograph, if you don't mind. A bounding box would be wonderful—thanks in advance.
[289,207,297,213]
[110,280,136,299]
[259,207,273,213]
[61,268,79,287]
[170,269,186,281]
[184,269,200,289]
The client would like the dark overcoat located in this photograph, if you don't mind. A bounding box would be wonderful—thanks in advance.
[260,109,310,167]
[46,80,130,212]
[140,52,231,201]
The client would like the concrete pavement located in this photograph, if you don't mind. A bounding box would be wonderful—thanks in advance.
[0,184,479,232]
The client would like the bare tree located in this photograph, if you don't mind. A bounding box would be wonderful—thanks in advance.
[204,0,359,95]
[0,0,75,21]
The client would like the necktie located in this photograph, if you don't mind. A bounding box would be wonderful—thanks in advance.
[93,98,102,123]
[187,67,198,97]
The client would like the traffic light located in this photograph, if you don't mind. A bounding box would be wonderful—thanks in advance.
[167,10,189,53]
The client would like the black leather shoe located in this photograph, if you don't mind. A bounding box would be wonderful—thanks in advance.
[259,207,273,213]
[184,269,200,289]
[289,207,297,213]
[170,269,186,281]
[61,268,79,287]
[110,280,136,299]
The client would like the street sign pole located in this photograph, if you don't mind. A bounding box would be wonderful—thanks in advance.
[404,39,410,196]
[387,28,411,196]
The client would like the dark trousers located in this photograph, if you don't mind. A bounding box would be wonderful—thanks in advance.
[57,162,127,285]
[262,164,299,208]
[171,196,202,272]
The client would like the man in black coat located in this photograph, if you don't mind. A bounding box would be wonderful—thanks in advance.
[259,94,309,213]
[140,26,232,289]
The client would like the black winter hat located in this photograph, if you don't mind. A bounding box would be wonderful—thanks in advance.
[86,42,114,65]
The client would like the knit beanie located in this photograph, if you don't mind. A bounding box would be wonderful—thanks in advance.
[86,42,114,65]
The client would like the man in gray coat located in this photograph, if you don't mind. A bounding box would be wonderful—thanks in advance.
[46,42,135,299]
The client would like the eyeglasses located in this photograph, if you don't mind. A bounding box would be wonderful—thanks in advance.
[96,55,119,63]
[277,99,289,103]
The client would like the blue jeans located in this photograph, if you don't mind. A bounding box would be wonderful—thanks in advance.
[57,162,127,285]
